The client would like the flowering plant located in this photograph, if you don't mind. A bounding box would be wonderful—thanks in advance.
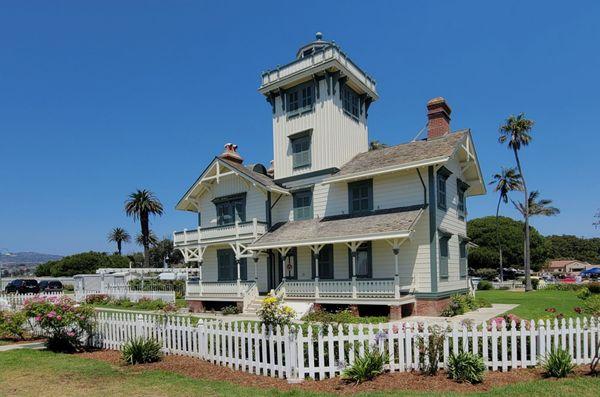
[23,295,95,352]
[257,293,295,329]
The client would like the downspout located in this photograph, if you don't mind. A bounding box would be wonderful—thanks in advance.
[266,192,272,228]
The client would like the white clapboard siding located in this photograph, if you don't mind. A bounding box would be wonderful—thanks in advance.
[93,312,600,381]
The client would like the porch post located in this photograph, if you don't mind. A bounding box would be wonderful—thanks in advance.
[253,255,259,283]
[312,251,320,299]
[236,259,241,297]
[198,260,203,296]
[351,249,358,299]
[393,248,400,299]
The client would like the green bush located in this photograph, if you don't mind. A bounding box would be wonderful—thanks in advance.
[257,294,295,329]
[121,337,163,365]
[546,283,585,292]
[477,280,493,290]
[582,294,600,316]
[587,282,600,294]
[341,348,387,384]
[222,305,239,315]
[441,294,491,317]
[473,268,498,280]
[543,348,575,378]
[576,287,591,300]
[0,310,27,340]
[447,351,486,383]
[135,298,167,311]
[85,294,111,305]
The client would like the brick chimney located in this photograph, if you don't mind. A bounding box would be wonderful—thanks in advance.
[219,143,243,163]
[426,97,452,139]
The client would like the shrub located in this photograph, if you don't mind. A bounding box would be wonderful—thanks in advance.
[546,283,584,292]
[441,294,490,317]
[222,305,239,315]
[0,310,27,340]
[542,348,575,378]
[447,351,486,383]
[587,282,600,294]
[582,294,600,316]
[473,268,497,280]
[576,287,591,300]
[477,280,493,290]
[135,298,167,311]
[23,295,94,353]
[121,337,163,365]
[417,325,445,375]
[341,348,387,384]
[85,294,110,305]
[257,293,295,329]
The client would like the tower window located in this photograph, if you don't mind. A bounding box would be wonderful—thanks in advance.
[287,81,314,117]
[293,189,313,220]
[291,134,311,169]
[342,85,360,120]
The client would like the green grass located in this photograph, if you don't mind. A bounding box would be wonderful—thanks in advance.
[476,289,583,320]
[1,349,600,396]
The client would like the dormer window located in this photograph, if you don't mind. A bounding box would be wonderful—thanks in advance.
[213,193,246,226]
[290,131,311,169]
[287,81,314,117]
[342,85,360,120]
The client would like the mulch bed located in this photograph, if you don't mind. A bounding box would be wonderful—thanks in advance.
[78,350,594,394]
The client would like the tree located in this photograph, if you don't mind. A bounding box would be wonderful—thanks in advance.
[467,216,548,272]
[135,231,159,248]
[34,252,129,277]
[124,189,164,268]
[489,167,522,281]
[513,190,560,218]
[499,113,534,291]
[150,238,184,268]
[369,140,388,150]
[107,227,131,255]
[546,235,600,264]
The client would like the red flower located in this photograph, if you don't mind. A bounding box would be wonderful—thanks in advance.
[545,307,556,313]
[574,307,582,314]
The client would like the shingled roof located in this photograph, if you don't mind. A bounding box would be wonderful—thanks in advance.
[250,206,424,249]
[331,130,468,180]
[218,158,282,190]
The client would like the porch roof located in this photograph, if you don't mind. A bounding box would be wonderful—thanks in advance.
[249,205,425,250]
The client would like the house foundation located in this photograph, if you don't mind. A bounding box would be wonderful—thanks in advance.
[187,300,205,313]
[414,297,451,316]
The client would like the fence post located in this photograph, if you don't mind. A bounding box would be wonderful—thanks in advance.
[286,325,303,383]
[136,314,144,339]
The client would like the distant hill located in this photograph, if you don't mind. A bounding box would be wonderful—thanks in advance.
[0,250,63,266]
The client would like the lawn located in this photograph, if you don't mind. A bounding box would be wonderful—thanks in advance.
[1,349,600,397]
[476,289,583,320]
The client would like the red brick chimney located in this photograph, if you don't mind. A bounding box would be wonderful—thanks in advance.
[426,97,452,139]
[219,143,243,163]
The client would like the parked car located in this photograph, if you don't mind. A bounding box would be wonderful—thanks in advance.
[38,280,63,292]
[4,279,40,294]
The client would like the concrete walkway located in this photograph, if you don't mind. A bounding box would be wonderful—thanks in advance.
[395,304,517,326]
[0,342,45,352]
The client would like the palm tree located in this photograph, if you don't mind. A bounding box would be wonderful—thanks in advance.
[499,113,534,291]
[107,227,131,255]
[125,189,164,267]
[489,167,522,282]
[135,231,159,247]
[513,190,560,218]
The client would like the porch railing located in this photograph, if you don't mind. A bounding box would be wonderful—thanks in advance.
[173,218,268,246]
[277,277,415,300]
[186,280,256,299]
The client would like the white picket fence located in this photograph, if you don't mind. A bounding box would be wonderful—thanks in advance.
[75,288,175,303]
[0,292,64,310]
[93,311,600,380]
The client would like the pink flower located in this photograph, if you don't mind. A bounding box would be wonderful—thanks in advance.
[34,315,41,322]
[56,315,62,321]
[66,331,76,337]
[46,311,56,319]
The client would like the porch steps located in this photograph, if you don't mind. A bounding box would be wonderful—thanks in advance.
[282,300,314,320]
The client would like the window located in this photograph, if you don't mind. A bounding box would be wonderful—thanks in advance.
[197,212,202,227]
[437,167,452,211]
[439,235,450,280]
[217,249,247,281]
[459,240,468,279]
[312,244,334,279]
[291,135,311,169]
[213,194,246,226]
[348,179,373,214]
[457,180,469,219]
[342,85,360,119]
[293,189,313,220]
[287,82,314,116]
[348,242,372,278]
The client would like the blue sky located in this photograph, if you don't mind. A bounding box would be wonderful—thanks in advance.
[1,1,599,255]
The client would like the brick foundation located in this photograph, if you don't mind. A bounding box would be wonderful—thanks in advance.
[415,297,451,316]
[236,301,244,313]
[311,303,323,312]
[348,305,360,316]
[186,300,205,313]
[389,305,402,321]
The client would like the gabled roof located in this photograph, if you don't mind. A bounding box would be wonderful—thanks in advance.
[547,260,590,269]
[176,157,289,212]
[249,205,424,249]
[324,130,486,196]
